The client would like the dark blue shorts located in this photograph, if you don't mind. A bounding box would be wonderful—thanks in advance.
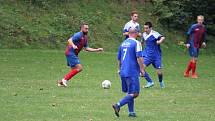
[121,76,140,94]
[189,46,199,58]
[66,51,80,67]
[144,56,162,69]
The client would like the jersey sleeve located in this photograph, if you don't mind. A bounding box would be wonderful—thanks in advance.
[135,41,143,58]
[153,31,162,40]
[187,24,195,35]
[123,23,130,33]
[70,32,81,42]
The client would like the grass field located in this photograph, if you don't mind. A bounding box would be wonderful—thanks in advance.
[0,49,215,121]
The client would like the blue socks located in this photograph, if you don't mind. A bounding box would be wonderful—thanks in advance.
[158,74,163,82]
[128,98,134,113]
[144,71,153,83]
[118,94,133,107]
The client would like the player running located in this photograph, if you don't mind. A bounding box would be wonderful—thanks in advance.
[184,15,206,78]
[123,11,142,39]
[112,27,145,117]
[141,22,165,88]
[58,23,103,87]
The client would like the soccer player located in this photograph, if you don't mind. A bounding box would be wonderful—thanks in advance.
[112,27,145,117]
[58,23,103,87]
[123,11,142,39]
[141,22,165,88]
[184,15,206,78]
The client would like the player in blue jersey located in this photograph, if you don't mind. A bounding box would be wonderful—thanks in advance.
[184,15,206,78]
[123,11,142,39]
[58,23,103,87]
[112,28,145,117]
[141,22,165,88]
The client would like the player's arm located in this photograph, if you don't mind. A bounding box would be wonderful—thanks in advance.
[137,57,145,77]
[156,36,165,44]
[185,25,194,48]
[68,38,77,49]
[118,60,121,74]
[202,28,206,48]
[84,47,103,52]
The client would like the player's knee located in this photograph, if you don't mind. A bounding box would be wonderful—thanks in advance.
[133,93,139,98]
[75,65,83,72]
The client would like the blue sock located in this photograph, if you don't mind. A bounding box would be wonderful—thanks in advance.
[144,71,153,83]
[158,74,163,82]
[118,95,133,107]
[128,98,134,113]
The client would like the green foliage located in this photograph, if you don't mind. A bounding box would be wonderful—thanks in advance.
[152,0,215,34]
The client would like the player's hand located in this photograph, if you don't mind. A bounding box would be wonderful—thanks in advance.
[186,44,190,48]
[117,70,120,74]
[156,40,162,45]
[202,42,206,48]
[97,48,103,51]
[73,45,78,49]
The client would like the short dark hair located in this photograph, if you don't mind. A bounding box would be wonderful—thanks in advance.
[144,22,152,28]
[130,10,138,16]
[80,22,88,28]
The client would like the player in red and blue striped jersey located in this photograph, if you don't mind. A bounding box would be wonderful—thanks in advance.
[58,23,103,87]
[112,27,145,117]
[141,22,165,88]
[184,15,206,78]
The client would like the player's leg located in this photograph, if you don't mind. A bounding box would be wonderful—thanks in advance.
[127,76,139,117]
[154,57,164,88]
[58,54,82,87]
[113,77,138,117]
[190,48,199,78]
[184,45,194,77]
[143,57,154,88]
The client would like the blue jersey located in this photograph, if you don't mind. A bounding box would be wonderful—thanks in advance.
[187,24,206,48]
[65,32,88,56]
[118,38,142,77]
[123,20,140,39]
[142,30,162,58]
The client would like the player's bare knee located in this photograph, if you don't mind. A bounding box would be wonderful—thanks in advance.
[133,93,139,98]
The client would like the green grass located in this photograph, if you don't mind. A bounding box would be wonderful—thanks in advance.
[0,49,215,121]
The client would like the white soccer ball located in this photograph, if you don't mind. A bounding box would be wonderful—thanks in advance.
[102,80,111,89]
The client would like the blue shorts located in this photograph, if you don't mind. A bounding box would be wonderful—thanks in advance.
[144,56,162,69]
[121,76,140,94]
[66,50,80,67]
[189,46,199,58]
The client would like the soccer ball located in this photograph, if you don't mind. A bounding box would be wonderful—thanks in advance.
[102,80,111,89]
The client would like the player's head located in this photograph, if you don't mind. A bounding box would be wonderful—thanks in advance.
[130,11,138,22]
[128,27,138,38]
[80,23,89,35]
[144,22,152,34]
[197,15,204,25]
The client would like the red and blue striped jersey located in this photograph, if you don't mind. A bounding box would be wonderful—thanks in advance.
[187,24,206,48]
[65,32,88,56]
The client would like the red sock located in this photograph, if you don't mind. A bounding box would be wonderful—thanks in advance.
[64,69,79,81]
[191,62,197,75]
[185,61,192,73]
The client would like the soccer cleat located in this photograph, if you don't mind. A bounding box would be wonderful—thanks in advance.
[184,72,190,77]
[112,104,120,117]
[160,82,165,88]
[128,112,136,117]
[57,80,67,87]
[191,74,198,79]
[144,82,154,88]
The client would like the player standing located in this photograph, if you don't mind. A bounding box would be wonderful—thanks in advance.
[123,11,142,39]
[184,15,206,78]
[112,28,145,117]
[58,23,103,87]
[141,22,165,88]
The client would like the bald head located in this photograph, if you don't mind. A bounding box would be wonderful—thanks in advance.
[128,27,138,38]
